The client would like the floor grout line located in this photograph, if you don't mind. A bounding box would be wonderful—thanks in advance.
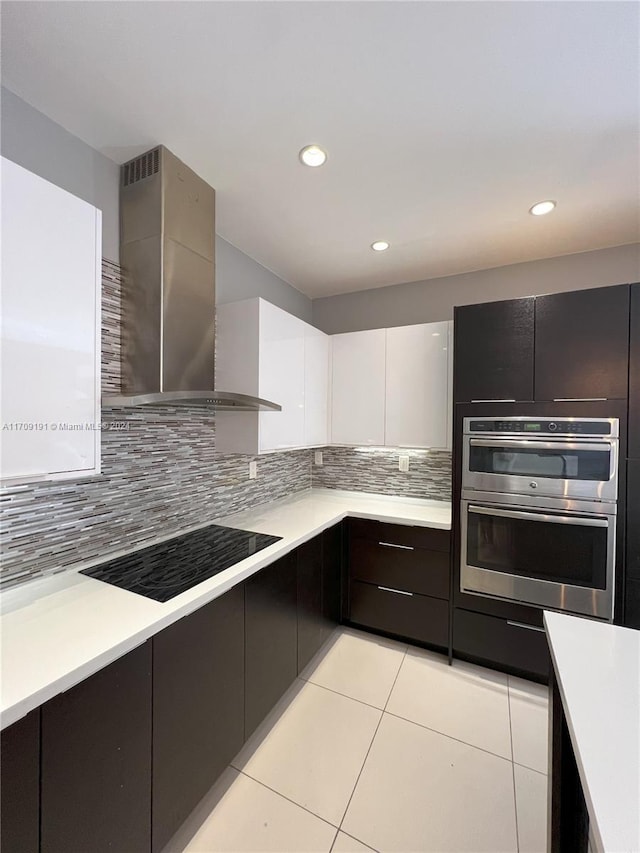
[383,708,515,765]
[508,675,521,853]
[328,825,340,853]
[514,761,549,777]
[334,828,380,852]
[336,647,409,835]
[237,768,341,832]
[302,675,391,713]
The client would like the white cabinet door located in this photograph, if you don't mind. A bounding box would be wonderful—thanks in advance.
[303,324,330,447]
[385,322,451,448]
[331,329,386,445]
[258,301,305,452]
[0,158,101,483]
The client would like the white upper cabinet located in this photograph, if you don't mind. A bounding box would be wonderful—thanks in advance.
[215,298,329,454]
[303,324,330,447]
[331,329,386,446]
[258,301,305,452]
[385,321,452,449]
[0,157,102,484]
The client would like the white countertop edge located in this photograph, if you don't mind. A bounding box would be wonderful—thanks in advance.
[544,611,640,853]
[1,488,451,730]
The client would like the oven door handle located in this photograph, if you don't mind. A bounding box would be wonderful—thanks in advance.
[468,505,609,527]
[468,438,614,453]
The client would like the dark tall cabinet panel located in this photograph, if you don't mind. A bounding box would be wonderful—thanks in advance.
[629,284,640,458]
[535,284,630,401]
[41,642,152,853]
[245,553,298,738]
[626,460,640,628]
[152,585,245,853]
[322,523,343,636]
[297,536,325,673]
[1,711,40,853]
[453,297,534,403]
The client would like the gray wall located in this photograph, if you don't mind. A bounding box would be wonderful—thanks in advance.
[312,244,640,334]
[216,236,312,322]
[1,86,121,262]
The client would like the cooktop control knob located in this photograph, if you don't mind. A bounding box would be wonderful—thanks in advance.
[548,422,558,431]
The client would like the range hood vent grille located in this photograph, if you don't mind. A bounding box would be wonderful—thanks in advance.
[122,148,160,187]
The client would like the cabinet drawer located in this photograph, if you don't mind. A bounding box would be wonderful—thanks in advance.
[350,538,449,599]
[453,608,550,680]
[349,580,448,648]
[349,518,450,553]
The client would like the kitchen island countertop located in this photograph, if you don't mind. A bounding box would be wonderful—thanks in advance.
[1,488,450,729]
[544,611,640,853]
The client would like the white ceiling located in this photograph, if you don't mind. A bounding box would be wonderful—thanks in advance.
[2,1,639,298]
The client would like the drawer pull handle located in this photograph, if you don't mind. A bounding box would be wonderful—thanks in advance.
[379,541,414,551]
[378,585,414,597]
[506,620,546,634]
[470,399,516,403]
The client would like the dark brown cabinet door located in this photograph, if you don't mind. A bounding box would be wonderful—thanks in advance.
[534,284,630,401]
[1,710,40,853]
[629,283,640,458]
[350,581,448,648]
[453,608,549,680]
[322,523,343,635]
[297,536,325,673]
[41,642,152,853]
[245,553,298,738]
[152,585,245,852]
[453,297,534,403]
[625,460,640,628]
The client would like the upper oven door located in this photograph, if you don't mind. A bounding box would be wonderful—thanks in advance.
[462,436,618,501]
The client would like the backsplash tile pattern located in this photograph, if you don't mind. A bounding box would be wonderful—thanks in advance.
[1,260,451,590]
[312,446,452,501]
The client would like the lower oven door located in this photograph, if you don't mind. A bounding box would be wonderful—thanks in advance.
[460,499,615,619]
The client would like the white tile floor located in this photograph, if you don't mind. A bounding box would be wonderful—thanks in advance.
[166,627,549,853]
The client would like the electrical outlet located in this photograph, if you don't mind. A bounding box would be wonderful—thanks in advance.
[249,460,257,479]
[314,450,323,466]
[399,454,410,473]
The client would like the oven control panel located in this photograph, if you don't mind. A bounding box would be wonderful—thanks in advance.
[468,419,614,435]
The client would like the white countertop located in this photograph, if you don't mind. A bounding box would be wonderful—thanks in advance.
[0,488,450,730]
[544,611,640,853]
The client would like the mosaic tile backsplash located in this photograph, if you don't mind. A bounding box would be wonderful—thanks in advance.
[0,260,451,590]
[312,446,451,501]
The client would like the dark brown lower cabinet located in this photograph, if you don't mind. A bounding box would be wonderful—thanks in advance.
[152,585,245,853]
[322,523,343,638]
[297,536,325,673]
[549,667,589,852]
[245,553,298,738]
[625,460,640,628]
[346,518,450,649]
[40,642,152,853]
[0,710,40,853]
[453,608,550,681]
[350,538,450,599]
[350,580,449,647]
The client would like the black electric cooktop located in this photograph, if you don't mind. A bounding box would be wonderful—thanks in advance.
[81,524,282,602]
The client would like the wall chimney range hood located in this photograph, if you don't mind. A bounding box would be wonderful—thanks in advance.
[102,146,281,412]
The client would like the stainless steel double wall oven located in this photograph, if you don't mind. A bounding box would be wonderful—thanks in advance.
[460,417,619,620]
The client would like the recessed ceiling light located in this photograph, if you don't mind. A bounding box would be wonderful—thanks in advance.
[371,241,390,252]
[529,200,556,216]
[299,145,327,167]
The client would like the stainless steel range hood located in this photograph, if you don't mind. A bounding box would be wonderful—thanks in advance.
[102,146,280,412]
